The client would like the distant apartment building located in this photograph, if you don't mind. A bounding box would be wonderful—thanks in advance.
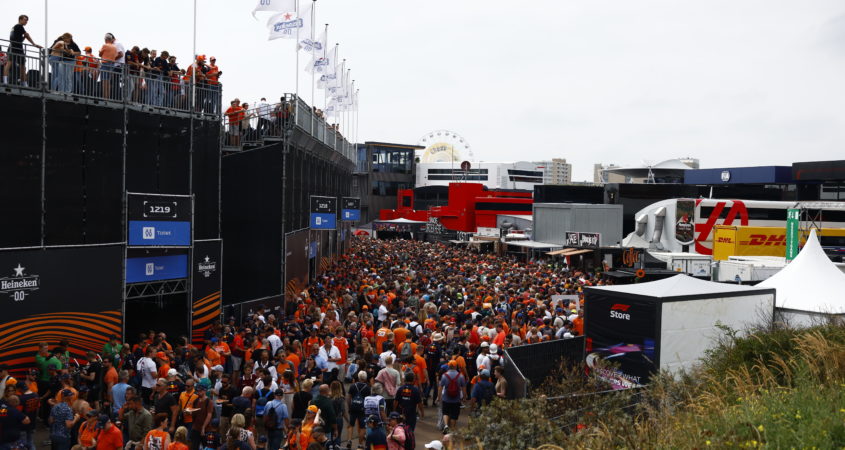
[538,158,572,184]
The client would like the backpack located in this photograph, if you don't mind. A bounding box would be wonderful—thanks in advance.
[349,382,366,414]
[264,401,278,430]
[445,372,460,399]
[400,342,413,360]
[255,389,273,416]
[487,355,501,372]
[398,423,415,450]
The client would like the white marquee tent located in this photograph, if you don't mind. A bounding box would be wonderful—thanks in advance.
[759,229,845,327]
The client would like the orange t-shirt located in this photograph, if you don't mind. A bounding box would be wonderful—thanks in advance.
[103,367,119,387]
[167,442,188,450]
[303,337,322,357]
[225,106,244,125]
[375,328,390,353]
[204,347,221,367]
[178,391,199,424]
[392,328,410,348]
[158,364,171,379]
[144,429,169,450]
[286,354,301,377]
[99,43,118,62]
[573,317,584,336]
[79,421,100,447]
[206,65,220,85]
[213,342,230,365]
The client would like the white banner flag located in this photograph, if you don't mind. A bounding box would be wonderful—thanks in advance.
[299,28,325,55]
[304,54,331,74]
[252,0,296,19]
[317,72,337,89]
[267,2,311,41]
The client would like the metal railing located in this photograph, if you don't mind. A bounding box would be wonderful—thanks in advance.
[221,94,355,163]
[2,39,221,116]
[222,96,295,149]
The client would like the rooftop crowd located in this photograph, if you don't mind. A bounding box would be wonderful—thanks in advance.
[0,238,604,450]
[2,14,221,113]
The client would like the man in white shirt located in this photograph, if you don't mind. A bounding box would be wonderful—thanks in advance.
[110,33,126,99]
[318,340,342,383]
[378,343,396,369]
[266,329,283,357]
[256,97,271,135]
[377,299,389,325]
[136,348,157,406]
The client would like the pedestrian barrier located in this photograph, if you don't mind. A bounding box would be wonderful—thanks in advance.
[503,336,586,398]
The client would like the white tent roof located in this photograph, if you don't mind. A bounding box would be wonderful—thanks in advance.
[759,229,845,313]
[590,274,767,299]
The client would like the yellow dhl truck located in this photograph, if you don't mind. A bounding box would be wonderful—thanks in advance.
[713,226,845,261]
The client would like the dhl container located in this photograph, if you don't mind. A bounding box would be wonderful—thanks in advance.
[712,226,787,260]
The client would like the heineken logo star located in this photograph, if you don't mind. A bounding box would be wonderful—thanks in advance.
[13,264,25,277]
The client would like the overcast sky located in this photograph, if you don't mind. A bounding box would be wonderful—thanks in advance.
[3,0,844,180]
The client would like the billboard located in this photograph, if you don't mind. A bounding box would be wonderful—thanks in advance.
[192,240,222,346]
[585,291,658,389]
[675,199,695,244]
[0,245,124,373]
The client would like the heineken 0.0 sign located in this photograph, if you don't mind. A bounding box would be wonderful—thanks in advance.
[785,208,800,261]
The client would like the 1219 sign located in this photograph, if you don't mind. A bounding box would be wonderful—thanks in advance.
[143,201,178,218]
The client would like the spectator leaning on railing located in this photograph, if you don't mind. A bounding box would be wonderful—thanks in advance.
[3,14,42,86]
[225,99,244,147]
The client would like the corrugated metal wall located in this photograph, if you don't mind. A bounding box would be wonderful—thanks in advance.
[533,204,624,246]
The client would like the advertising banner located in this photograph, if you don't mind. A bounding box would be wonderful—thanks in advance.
[341,197,361,222]
[126,254,189,283]
[565,231,601,248]
[0,245,124,373]
[192,240,222,346]
[585,290,658,389]
[310,196,337,230]
[128,194,192,246]
[785,208,800,261]
[675,199,695,244]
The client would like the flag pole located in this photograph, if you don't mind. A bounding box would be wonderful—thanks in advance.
[295,0,300,103]
[353,89,360,142]
[191,0,197,110]
[310,1,316,114]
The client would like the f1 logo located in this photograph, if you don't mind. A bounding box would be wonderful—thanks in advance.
[142,227,156,240]
[145,263,155,276]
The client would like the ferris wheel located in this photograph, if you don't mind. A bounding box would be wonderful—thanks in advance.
[417,130,474,163]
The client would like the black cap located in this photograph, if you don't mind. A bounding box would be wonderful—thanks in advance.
[274,388,284,396]
[96,414,111,429]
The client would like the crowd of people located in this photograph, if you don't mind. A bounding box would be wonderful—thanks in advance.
[2,14,221,113]
[0,238,602,450]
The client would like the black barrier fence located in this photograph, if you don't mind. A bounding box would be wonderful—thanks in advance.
[222,296,285,326]
[504,337,586,399]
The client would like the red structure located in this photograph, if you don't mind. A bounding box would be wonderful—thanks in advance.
[379,183,532,232]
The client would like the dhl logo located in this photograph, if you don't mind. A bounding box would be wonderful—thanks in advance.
[740,234,786,246]
[716,237,734,243]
